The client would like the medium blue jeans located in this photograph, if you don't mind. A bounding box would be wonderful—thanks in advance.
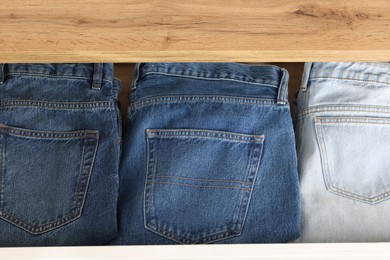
[0,63,121,246]
[113,63,300,244]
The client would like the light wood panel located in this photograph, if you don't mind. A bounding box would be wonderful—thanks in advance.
[1,1,389,62]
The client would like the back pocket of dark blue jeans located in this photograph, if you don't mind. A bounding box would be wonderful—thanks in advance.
[144,129,264,244]
[0,124,98,235]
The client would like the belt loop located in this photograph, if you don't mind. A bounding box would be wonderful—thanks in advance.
[0,64,5,85]
[277,68,289,105]
[92,63,103,90]
[131,63,142,91]
[130,63,142,104]
[300,62,313,92]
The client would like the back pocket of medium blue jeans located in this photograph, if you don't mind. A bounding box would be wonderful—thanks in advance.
[0,124,98,235]
[144,129,264,244]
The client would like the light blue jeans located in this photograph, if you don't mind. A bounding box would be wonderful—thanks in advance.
[296,62,390,242]
[112,63,300,244]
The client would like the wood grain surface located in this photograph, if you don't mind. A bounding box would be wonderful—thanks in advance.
[1,0,389,62]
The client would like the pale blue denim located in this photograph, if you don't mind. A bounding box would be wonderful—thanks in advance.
[0,63,121,246]
[296,62,390,242]
[112,63,300,244]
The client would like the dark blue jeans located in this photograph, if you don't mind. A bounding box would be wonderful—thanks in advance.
[113,63,300,244]
[0,63,121,246]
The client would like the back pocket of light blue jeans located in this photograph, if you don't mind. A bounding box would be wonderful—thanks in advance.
[0,124,98,234]
[315,116,390,204]
[144,129,264,244]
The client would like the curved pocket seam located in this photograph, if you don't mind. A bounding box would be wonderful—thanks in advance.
[144,129,264,244]
[0,125,99,235]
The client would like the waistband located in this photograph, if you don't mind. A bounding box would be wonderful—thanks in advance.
[0,63,114,90]
[301,62,390,90]
[136,63,289,104]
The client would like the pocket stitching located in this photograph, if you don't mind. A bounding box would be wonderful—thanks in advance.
[147,175,253,184]
[0,134,4,213]
[144,136,251,244]
[236,141,263,239]
[72,136,99,217]
[145,182,252,190]
[144,129,263,244]
[0,126,99,234]
[315,116,390,204]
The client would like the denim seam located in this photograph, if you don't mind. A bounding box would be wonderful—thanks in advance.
[314,118,390,204]
[235,143,256,238]
[145,182,251,190]
[0,100,114,110]
[131,96,278,112]
[1,130,98,140]
[327,187,390,204]
[239,140,264,237]
[299,105,390,118]
[144,136,157,238]
[73,138,87,211]
[141,71,279,88]
[144,130,264,244]
[0,131,99,234]
[75,135,99,217]
[0,211,81,235]
[153,135,263,143]
[146,222,239,244]
[147,129,264,142]
[0,125,98,139]
[0,134,4,213]
[143,137,151,237]
[148,176,252,184]
[314,118,334,202]
[310,76,390,86]
[316,117,390,125]
[5,73,113,85]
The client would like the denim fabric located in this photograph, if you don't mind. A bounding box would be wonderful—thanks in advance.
[296,62,390,242]
[0,63,121,246]
[112,63,300,244]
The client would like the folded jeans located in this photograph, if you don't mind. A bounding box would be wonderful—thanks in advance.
[0,63,121,246]
[296,62,390,242]
[112,62,300,244]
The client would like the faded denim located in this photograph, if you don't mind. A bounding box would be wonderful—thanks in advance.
[296,62,390,242]
[112,63,300,244]
[0,63,121,246]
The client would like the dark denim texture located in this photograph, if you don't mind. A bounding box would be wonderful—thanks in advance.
[112,63,300,244]
[0,63,121,246]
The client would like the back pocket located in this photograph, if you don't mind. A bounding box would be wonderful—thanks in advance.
[0,124,99,234]
[144,129,264,244]
[315,116,390,204]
